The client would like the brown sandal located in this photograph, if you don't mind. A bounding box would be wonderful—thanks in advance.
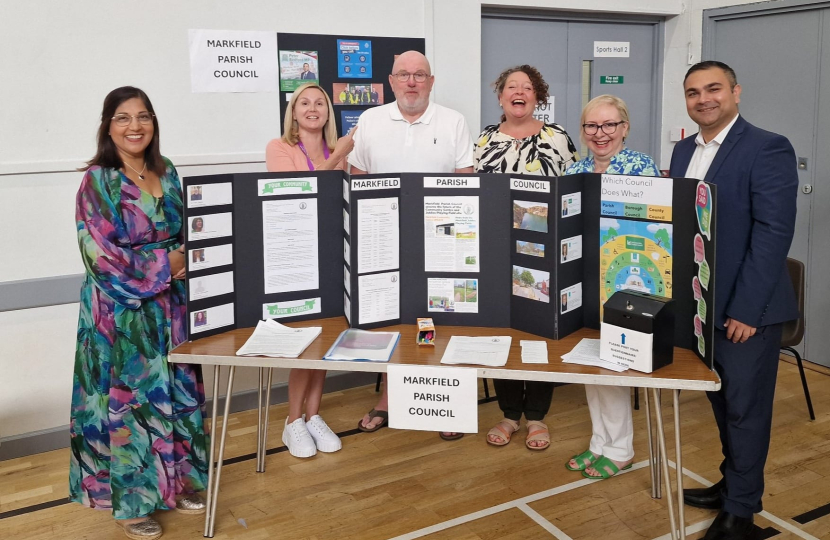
[525,420,550,451]
[487,418,519,446]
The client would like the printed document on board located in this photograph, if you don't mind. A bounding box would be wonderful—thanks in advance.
[262,199,319,294]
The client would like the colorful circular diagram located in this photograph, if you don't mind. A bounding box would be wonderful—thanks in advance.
[600,235,673,306]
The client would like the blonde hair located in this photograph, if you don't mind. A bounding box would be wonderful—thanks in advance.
[281,83,338,150]
[579,94,630,145]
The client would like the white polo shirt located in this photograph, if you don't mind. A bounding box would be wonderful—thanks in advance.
[348,101,474,173]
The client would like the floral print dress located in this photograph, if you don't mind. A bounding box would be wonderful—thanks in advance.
[70,158,207,519]
[474,122,578,176]
[565,147,659,176]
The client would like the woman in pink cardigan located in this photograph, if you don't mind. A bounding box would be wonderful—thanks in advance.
[266,83,355,172]
[264,83,355,459]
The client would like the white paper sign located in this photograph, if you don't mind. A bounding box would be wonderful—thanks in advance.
[560,235,582,263]
[191,302,235,334]
[600,322,654,372]
[560,282,583,314]
[187,182,233,208]
[387,365,478,433]
[423,177,480,189]
[533,97,555,123]
[189,29,278,93]
[358,271,400,324]
[594,41,630,58]
[561,192,581,218]
[351,177,400,191]
[511,177,551,193]
[188,212,233,242]
[189,271,234,301]
[189,244,233,272]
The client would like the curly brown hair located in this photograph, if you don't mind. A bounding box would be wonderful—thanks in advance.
[492,65,550,123]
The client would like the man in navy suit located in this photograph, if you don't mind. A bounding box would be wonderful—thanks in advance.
[299,62,316,80]
[670,61,798,539]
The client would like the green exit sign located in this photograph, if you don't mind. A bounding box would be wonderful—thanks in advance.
[600,75,624,84]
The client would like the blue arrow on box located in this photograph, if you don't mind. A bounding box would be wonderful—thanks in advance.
[621,333,626,345]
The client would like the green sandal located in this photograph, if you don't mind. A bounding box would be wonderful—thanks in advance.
[565,450,598,471]
[582,456,632,479]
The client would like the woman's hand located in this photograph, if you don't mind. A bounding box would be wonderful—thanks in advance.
[169,245,186,280]
[333,126,357,159]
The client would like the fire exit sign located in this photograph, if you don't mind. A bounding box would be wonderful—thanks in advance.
[600,75,624,84]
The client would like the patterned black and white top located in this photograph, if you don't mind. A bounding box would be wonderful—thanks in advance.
[473,122,579,176]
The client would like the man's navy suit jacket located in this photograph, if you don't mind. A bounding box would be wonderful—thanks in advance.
[669,115,799,330]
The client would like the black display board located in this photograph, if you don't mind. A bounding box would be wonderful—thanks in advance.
[182,171,716,369]
[276,32,425,136]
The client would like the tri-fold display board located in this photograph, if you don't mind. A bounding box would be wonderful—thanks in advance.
[181,171,716,368]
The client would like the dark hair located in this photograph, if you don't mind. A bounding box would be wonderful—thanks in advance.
[493,65,549,123]
[82,86,164,175]
[684,61,738,88]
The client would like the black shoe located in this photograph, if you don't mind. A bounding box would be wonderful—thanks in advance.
[703,510,755,540]
[684,478,725,509]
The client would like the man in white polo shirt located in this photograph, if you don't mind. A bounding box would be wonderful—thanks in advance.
[349,50,474,175]
[350,51,473,437]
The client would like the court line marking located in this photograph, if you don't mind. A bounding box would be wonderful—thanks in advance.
[517,502,574,540]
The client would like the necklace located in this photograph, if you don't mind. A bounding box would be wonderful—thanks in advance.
[124,161,147,180]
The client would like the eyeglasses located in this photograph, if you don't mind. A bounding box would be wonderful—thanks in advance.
[111,113,155,127]
[392,71,429,83]
[582,121,626,136]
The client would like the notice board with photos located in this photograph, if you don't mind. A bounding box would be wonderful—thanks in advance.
[276,32,425,137]
[181,171,716,369]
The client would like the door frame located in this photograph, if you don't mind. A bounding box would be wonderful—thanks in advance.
[481,8,665,161]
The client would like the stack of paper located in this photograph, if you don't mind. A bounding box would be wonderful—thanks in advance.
[520,340,548,364]
[236,320,322,358]
[323,329,400,362]
[440,336,512,367]
[561,338,627,372]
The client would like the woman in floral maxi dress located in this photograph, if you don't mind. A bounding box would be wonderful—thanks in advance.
[70,86,207,540]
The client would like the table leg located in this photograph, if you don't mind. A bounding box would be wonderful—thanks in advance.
[673,390,686,540]
[256,367,264,473]
[643,386,658,498]
[652,389,678,540]
[207,366,236,538]
[656,389,662,498]
[260,368,274,473]
[203,366,221,537]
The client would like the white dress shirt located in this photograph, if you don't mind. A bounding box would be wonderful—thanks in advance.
[684,114,740,180]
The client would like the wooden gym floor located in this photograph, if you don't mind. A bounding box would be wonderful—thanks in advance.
[1,357,829,540]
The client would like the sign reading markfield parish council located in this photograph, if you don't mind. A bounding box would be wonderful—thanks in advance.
[189,29,278,93]
[387,365,478,433]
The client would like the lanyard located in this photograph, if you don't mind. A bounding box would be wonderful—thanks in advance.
[297,141,330,171]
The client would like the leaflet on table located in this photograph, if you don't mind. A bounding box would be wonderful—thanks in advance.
[236,319,322,358]
[189,244,233,272]
[323,328,400,362]
[520,340,549,364]
[427,278,478,313]
[188,212,233,242]
[186,182,232,208]
[561,338,626,372]
[423,196,480,272]
[262,199,319,294]
[190,303,235,334]
[439,336,512,367]
[358,271,400,324]
[357,197,399,274]
[189,271,234,301]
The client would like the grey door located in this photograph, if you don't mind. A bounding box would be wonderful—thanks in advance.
[481,15,662,161]
[707,4,829,366]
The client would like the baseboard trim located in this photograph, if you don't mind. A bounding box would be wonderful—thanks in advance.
[0,371,377,461]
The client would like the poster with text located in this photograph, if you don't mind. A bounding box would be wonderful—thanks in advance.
[279,50,319,91]
[423,196,480,273]
[338,39,372,78]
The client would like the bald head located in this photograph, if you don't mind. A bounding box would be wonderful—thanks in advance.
[392,51,431,76]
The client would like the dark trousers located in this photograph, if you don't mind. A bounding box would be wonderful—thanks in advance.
[709,323,783,518]
[493,379,554,422]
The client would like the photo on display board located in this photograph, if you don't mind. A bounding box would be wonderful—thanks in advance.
[512,200,548,233]
[279,50,319,91]
[332,83,384,106]
[189,185,203,201]
[512,265,550,303]
[337,39,372,78]
[516,240,545,258]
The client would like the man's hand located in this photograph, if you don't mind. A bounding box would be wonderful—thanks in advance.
[724,318,757,343]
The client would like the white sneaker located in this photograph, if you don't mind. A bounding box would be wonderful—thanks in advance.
[305,415,342,453]
[282,417,317,458]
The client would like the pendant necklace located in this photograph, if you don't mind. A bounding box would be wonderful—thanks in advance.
[124,161,147,180]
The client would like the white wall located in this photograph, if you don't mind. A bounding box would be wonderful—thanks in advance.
[0,0,766,442]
